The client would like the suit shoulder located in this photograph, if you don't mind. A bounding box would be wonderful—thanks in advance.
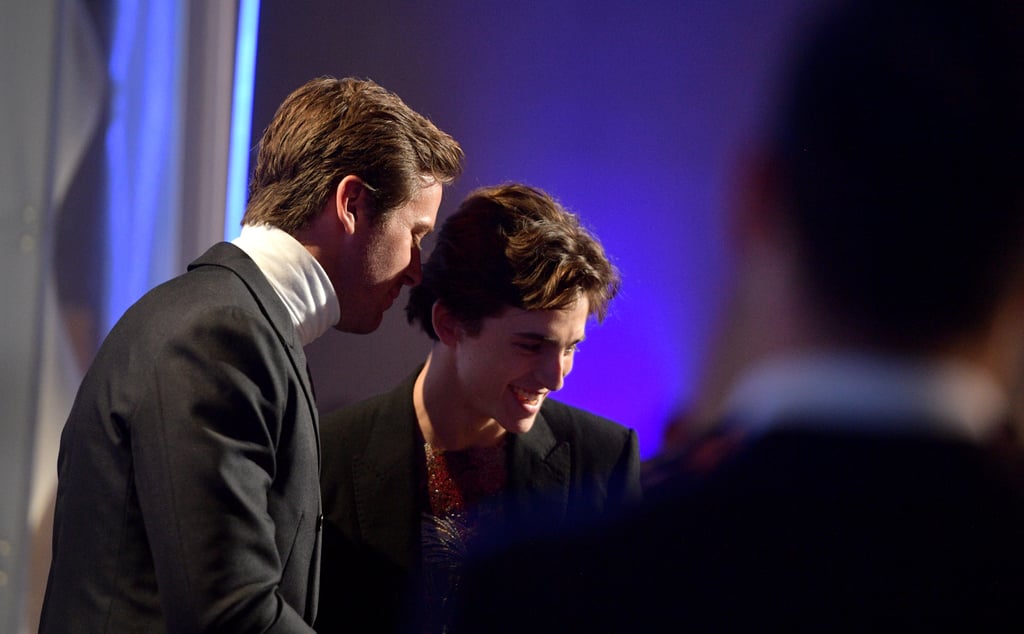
[540,398,633,444]
[321,390,395,441]
[122,260,261,330]
[319,378,418,453]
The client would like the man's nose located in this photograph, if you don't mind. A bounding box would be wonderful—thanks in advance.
[405,247,423,286]
[537,351,570,391]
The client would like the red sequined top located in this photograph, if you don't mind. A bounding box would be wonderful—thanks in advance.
[420,438,508,633]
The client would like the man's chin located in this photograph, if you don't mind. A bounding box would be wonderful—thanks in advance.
[500,416,537,436]
[333,312,384,335]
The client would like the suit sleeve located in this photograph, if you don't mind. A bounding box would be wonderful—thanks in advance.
[611,428,643,507]
[131,306,315,633]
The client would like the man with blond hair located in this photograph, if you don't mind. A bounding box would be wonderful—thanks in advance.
[40,77,462,633]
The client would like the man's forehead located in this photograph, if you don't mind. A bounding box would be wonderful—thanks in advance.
[490,306,589,338]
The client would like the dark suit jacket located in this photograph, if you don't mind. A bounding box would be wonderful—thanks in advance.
[455,419,1024,633]
[40,243,322,633]
[315,370,641,633]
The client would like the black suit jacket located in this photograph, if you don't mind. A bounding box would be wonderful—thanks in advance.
[316,370,641,633]
[455,419,1024,633]
[40,243,322,633]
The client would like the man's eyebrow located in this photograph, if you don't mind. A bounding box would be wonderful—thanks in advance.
[512,332,586,345]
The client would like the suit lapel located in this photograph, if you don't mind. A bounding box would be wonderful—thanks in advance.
[188,242,321,468]
[351,373,424,571]
[508,410,571,527]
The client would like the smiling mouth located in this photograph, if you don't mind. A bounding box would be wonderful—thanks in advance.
[510,386,546,406]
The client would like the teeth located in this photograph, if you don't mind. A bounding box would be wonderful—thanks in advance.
[511,386,543,405]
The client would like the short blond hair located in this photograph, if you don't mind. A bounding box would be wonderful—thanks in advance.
[243,77,463,233]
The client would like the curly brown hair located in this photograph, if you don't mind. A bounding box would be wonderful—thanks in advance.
[407,183,620,340]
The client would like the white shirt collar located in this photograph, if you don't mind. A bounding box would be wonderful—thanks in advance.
[231,224,340,346]
[722,351,1009,444]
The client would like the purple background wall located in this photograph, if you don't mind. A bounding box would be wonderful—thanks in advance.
[252,0,817,459]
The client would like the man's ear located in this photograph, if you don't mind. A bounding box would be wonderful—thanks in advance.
[432,301,463,346]
[335,175,370,235]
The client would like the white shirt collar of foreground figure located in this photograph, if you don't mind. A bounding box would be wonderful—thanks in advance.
[232,223,340,346]
[723,351,1010,444]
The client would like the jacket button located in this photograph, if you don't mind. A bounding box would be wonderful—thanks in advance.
[316,513,324,531]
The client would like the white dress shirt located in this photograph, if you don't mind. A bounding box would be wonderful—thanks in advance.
[232,223,340,346]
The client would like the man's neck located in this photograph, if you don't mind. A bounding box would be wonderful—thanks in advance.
[414,351,505,451]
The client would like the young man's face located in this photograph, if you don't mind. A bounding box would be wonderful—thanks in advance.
[451,300,590,435]
[336,182,442,334]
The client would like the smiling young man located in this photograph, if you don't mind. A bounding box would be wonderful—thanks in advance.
[420,299,591,446]
[40,77,462,633]
[315,183,641,634]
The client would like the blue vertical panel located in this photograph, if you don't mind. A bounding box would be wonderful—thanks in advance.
[224,0,261,240]
[103,0,186,333]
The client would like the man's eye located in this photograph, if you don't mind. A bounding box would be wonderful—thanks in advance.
[515,342,541,353]
[564,344,579,356]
